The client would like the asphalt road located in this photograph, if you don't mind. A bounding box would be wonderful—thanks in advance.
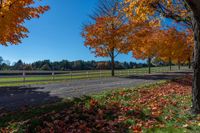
[0,71,192,111]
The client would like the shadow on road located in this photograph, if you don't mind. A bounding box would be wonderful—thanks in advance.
[125,72,192,81]
[0,86,62,111]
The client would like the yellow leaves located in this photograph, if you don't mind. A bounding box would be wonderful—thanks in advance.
[124,0,156,21]
[123,0,191,30]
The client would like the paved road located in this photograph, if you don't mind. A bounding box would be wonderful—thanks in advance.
[0,71,192,111]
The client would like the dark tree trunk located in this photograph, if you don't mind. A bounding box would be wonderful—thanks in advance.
[148,57,151,74]
[191,14,200,114]
[178,60,181,70]
[189,57,191,69]
[169,57,172,71]
[184,0,200,114]
[111,50,115,77]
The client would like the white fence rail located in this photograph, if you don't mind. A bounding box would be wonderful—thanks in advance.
[0,66,190,84]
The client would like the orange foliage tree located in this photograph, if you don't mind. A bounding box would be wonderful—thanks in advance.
[157,28,184,70]
[129,25,193,72]
[184,30,194,69]
[156,28,193,70]
[0,0,49,45]
[129,26,160,73]
[82,0,130,76]
[173,31,193,70]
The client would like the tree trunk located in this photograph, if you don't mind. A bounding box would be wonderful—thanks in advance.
[191,14,200,114]
[169,57,172,71]
[148,57,151,74]
[178,60,181,70]
[188,57,191,69]
[111,50,115,77]
[184,0,200,114]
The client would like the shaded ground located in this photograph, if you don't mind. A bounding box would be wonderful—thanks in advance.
[0,71,192,111]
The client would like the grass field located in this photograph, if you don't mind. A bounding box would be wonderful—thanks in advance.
[0,66,190,87]
[0,76,199,132]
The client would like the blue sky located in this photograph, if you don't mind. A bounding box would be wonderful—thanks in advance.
[0,0,144,64]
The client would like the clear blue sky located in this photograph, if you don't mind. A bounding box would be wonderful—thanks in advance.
[0,0,144,64]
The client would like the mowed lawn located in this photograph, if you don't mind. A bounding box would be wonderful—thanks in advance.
[0,76,199,133]
[0,66,190,87]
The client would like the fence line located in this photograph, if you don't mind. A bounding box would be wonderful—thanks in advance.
[0,66,191,84]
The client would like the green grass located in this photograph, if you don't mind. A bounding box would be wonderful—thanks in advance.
[0,66,190,87]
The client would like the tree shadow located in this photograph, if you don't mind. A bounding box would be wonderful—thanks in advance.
[124,72,193,81]
[171,76,192,86]
[0,86,62,112]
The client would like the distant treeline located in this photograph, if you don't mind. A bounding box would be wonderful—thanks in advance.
[0,57,151,71]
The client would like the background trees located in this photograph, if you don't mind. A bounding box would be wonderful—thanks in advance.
[13,60,24,70]
[0,57,149,71]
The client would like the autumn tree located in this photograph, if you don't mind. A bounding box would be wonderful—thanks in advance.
[130,26,160,73]
[130,26,190,73]
[185,30,194,69]
[82,0,130,76]
[173,31,193,70]
[124,0,200,114]
[156,28,185,70]
[152,28,193,70]
[0,0,49,45]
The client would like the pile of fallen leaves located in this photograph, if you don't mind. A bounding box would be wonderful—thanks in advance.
[1,76,200,133]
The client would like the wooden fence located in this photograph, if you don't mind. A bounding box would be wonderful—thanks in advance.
[0,66,190,84]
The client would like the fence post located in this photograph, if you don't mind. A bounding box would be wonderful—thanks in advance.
[52,71,55,80]
[23,71,26,83]
[87,71,89,79]
[99,70,102,79]
[70,71,72,80]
